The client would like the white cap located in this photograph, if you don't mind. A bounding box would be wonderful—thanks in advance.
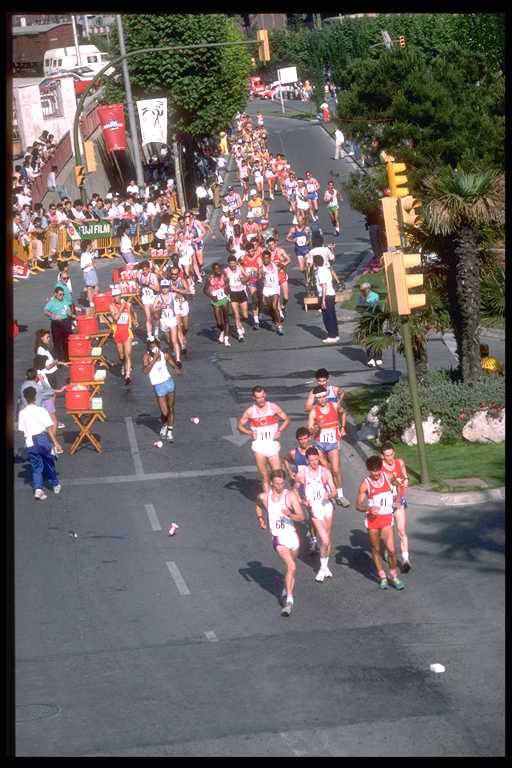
[249,189,257,196]
[360,282,371,290]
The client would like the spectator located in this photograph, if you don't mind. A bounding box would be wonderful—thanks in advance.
[55,264,74,309]
[47,165,58,195]
[20,368,44,408]
[334,127,345,160]
[313,253,339,343]
[480,344,504,375]
[80,240,99,307]
[365,205,384,262]
[357,282,382,367]
[34,328,67,389]
[44,286,74,361]
[195,182,209,221]
[33,354,66,440]
[17,385,62,501]
[126,179,139,196]
[118,222,138,265]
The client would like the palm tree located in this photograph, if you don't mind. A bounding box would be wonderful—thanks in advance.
[420,167,505,384]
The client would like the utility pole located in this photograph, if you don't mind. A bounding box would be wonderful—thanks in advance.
[71,15,82,66]
[116,14,145,189]
[84,14,90,39]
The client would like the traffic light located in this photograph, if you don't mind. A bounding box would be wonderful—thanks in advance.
[400,194,420,227]
[257,29,271,63]
[399,35,406,48]
[383,251,425,315]
[386,159,409,197]
[380,196,401,249]
[74,164,86,188]
[84,140,97,173]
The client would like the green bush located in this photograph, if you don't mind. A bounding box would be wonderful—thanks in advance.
[379,371,505,443]
[480,267,505,319]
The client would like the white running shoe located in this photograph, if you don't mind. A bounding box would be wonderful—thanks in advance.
[53,484,62,495]
[281,601,293,617]
[159,424,168,439]
[367,359,376,367]
[315,568,327,582]
[218,331,225,343]
[376,359,383,366]
[224,337,231,347]
[323,567,333,579]
[166,429,174,442]
[34,489,47,501]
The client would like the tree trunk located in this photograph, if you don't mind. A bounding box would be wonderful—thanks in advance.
[454,226,482,384]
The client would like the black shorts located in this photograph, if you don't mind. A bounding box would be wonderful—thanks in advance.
[229,290,247,304]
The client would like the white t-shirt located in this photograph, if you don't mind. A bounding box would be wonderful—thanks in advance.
[36,345,58,374]
[127,184,139,195]
[80,250,96,271]
[335,129,345,146]
[18,403,53,448]
[307,246,334,268]
[196,186,208,200]
[315,265,336,297]
[120,234,133,254]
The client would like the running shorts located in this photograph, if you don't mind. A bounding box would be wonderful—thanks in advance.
[229,290,248,304]
[262,286,280,298]
[113,325,132,344]
[160,316,177,331]
[153,377,175,397]
[309,500,334,521]
[365,513,394,530]
[175,300,190,317]
[251,439,280,458]
[314,440,339,454]
[211,297,230,309]
[272,531,300,553]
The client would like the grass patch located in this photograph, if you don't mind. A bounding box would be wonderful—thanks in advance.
[393,441,505,490]
[344,385,392,428]
[340,269,387,310]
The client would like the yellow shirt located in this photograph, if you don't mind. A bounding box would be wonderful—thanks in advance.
[481,356,503,374]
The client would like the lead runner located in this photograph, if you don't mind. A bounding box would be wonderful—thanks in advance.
[255,469,305,617]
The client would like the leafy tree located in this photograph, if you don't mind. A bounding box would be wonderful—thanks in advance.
[102,14,251,138]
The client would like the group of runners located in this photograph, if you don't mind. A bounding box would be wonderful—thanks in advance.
[237,368,410,616]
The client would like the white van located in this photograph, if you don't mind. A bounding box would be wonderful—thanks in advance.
[43,46,110,77]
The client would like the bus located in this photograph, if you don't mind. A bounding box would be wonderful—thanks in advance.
[43,45,110,77]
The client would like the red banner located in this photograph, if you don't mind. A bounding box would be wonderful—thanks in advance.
[97,104,127,152]
[13,255,30,280]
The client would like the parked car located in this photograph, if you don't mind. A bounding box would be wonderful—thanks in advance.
[259,81,301,100]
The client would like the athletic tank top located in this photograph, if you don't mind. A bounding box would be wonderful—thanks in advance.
[249,402,279,442]
[139,271,158,298]
[301,465,331,506]
[113,303,131,331]
[148,350,171,386]
[292,228,310,256]
[225,265,245,292]
[209,274,227,301]
[262,262,279,290]
[365,473,395,515]
[293,447,308,468]
[157,292,175,320]
[306,179,318,194]
[266,489,295,537]
[382,458,406,493]
[313,402,340,444]
[242,254,261,280]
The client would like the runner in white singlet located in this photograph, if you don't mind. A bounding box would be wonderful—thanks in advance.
[255,470,305,616]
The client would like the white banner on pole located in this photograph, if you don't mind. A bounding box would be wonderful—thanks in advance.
[136,98,168,145]
[277,66,298,84]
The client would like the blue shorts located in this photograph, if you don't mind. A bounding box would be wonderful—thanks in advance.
[314,440,339,453]
[84,268,98,287]
[153,377,175,397]
[307,191,318,201]
[393,496,408,510]
[194,240,204,251]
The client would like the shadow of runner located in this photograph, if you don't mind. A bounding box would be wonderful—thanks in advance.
[224,474,262,503]
[334,528,378,584]
[239,560,283,602]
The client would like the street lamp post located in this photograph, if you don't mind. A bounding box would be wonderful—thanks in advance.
[115,15,145,190]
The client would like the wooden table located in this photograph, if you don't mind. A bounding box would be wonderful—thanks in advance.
[68,409,106,454]
[72,378,106,399]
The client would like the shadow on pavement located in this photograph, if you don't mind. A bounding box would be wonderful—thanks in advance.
[239,560,283,602]
[224,474,262,503]
[334,528,377,583]
[415,504,505,562]
[296,323,326,341]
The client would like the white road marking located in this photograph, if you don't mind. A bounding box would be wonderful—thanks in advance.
[204,631,218,642]
[125,416,144,476]
[222,416,250,446]
[145,503,161,531]
[166,561,191,596]
[14,465,259,491]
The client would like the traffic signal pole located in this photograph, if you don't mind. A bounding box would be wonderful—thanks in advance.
[384,159,430,486]
[73,37,269,203]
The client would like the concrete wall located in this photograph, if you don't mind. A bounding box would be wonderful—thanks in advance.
[14,77,77,149]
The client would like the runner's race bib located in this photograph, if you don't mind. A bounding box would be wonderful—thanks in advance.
[320,427,337,443]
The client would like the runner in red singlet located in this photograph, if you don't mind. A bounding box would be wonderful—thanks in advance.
[356,455,404,590]
[381,441,411,572]
[110,286,138,384]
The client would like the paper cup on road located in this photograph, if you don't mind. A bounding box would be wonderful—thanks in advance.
[429,663,446,673]
[191,417,200,424]
[154,440,163,448]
